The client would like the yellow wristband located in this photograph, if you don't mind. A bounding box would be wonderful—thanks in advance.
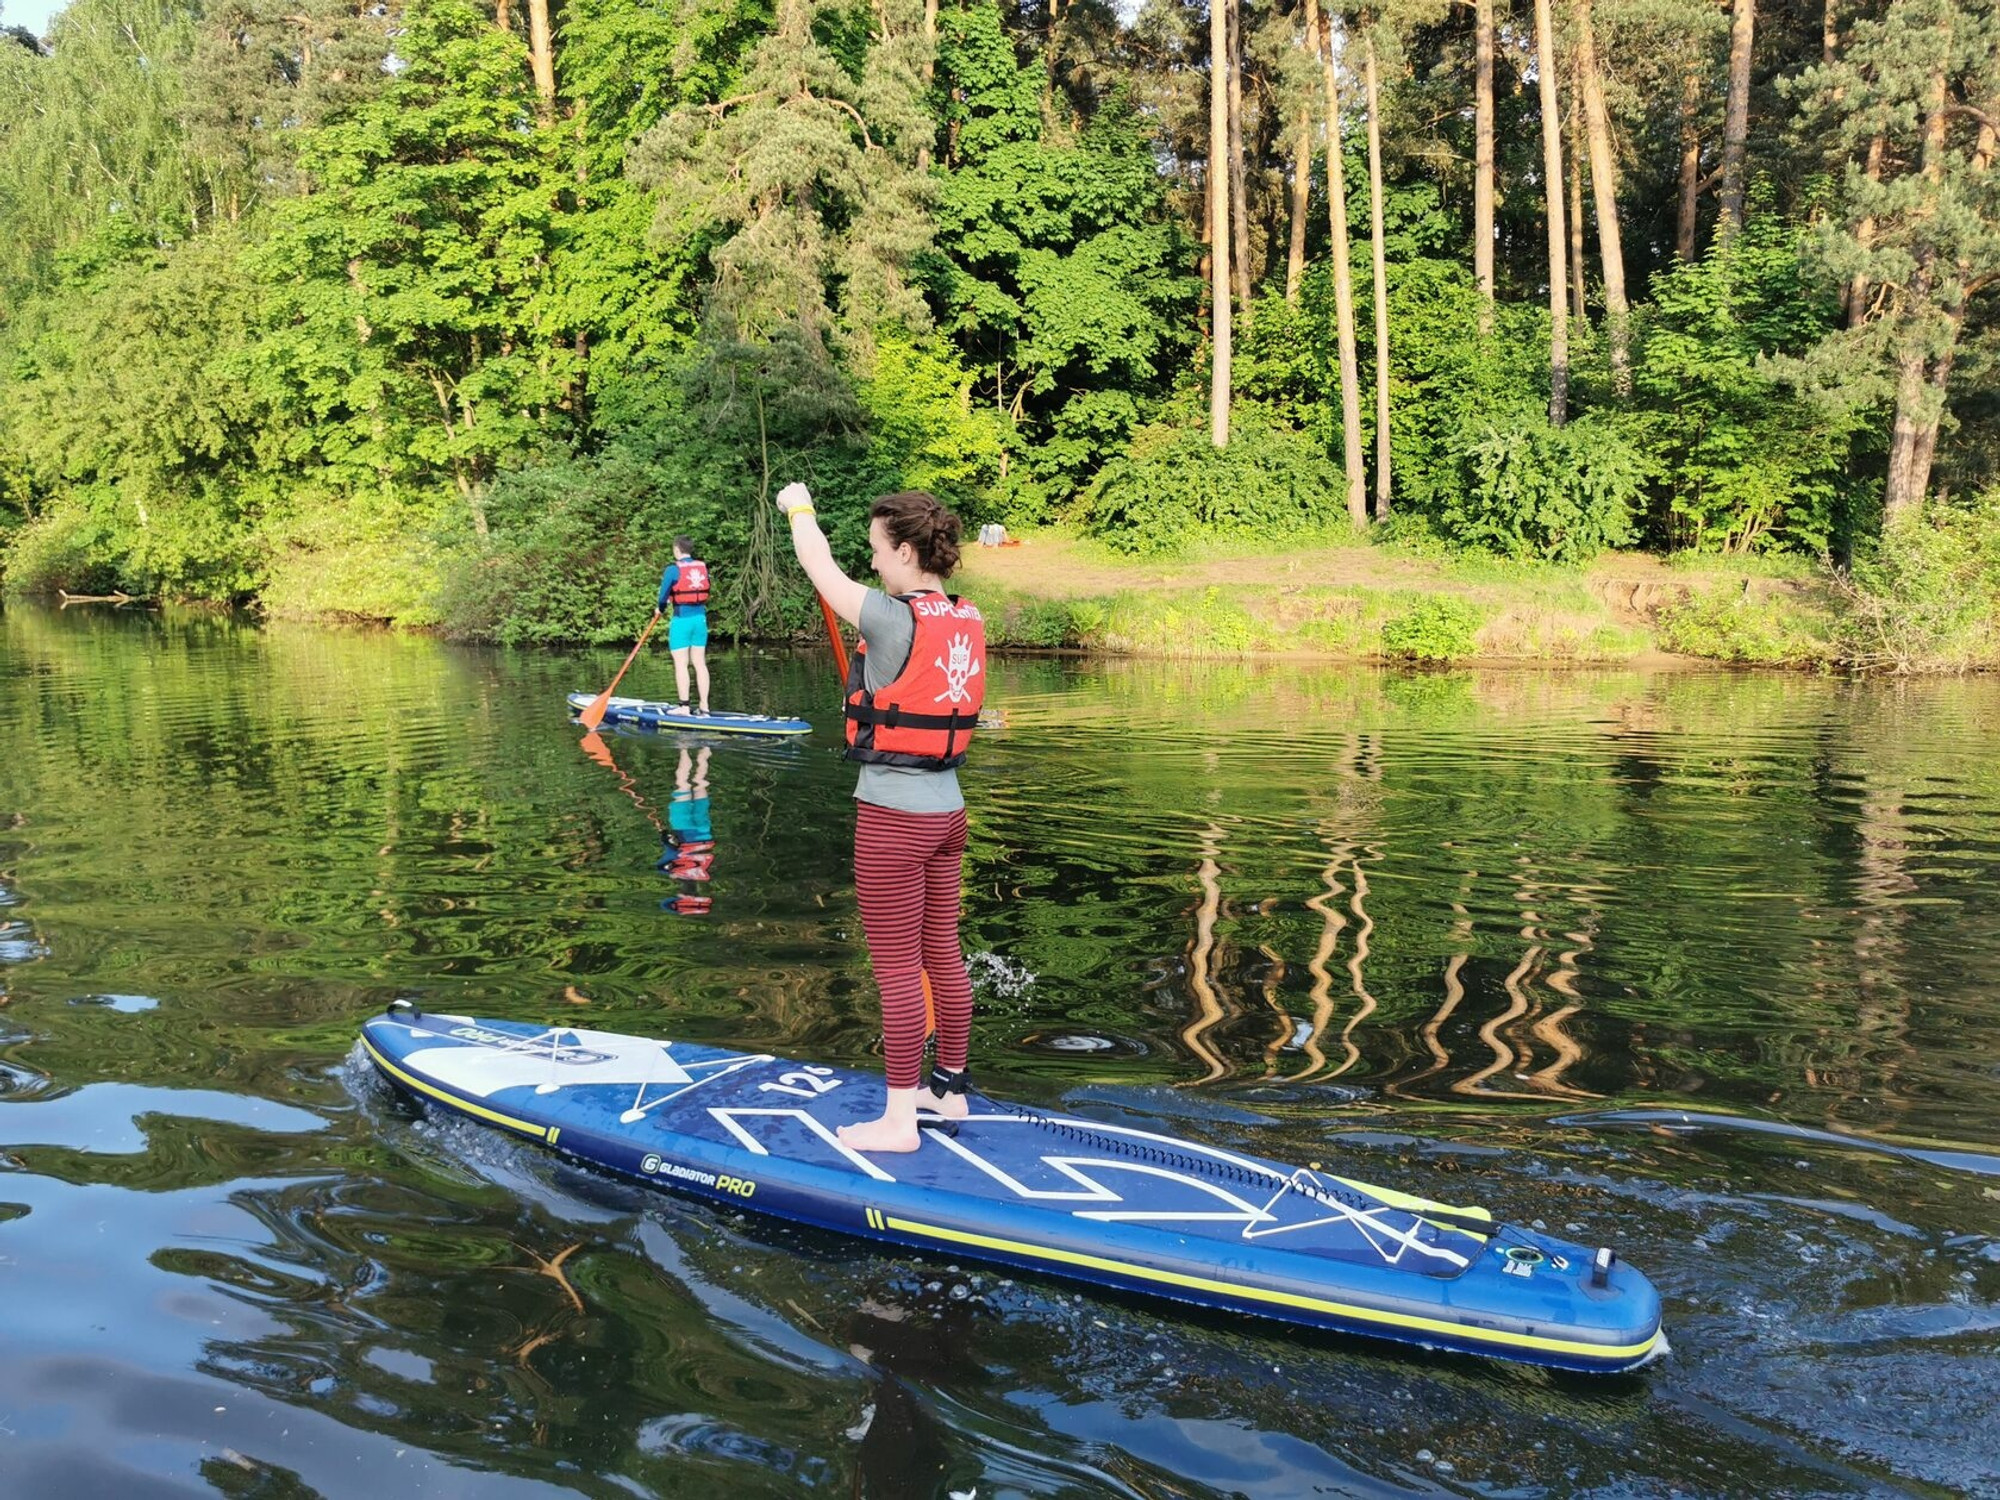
[787,507,816,522]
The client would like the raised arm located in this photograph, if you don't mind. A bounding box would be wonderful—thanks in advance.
[776,483,868,628]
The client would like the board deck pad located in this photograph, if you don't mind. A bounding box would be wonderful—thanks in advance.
[361,1010,1664,1372]
[567,693,811,736]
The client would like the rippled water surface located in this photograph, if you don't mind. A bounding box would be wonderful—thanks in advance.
[3,604,1999,1498]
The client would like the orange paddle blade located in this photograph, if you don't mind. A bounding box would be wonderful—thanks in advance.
[580,611,661,732]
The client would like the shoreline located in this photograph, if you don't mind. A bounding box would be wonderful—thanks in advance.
[17,527,1993,672]
[950,531,1855,669]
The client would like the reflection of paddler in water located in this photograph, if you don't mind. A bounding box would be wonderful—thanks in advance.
[778,482,985,1154]
[658,745,715,916]
[577,729,715,914]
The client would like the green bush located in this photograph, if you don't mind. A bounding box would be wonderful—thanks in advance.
[992,597,1083,648]
[1380,595,1481,662]
[2,493,127,596]
[1655,586,1827,664]
[434,434,736,645]
[1077,412,1347,556]
[1440,411,1651,564]
[1835,497,2000,671]
[1630,217,1854,555]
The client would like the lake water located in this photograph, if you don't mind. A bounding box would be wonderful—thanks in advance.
[2,603,1997,1497]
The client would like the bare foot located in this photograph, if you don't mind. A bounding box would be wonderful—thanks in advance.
[837,1115,923,1153]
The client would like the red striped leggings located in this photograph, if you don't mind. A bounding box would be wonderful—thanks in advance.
[854,802,973,1089]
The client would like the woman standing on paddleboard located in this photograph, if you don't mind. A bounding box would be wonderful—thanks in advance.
[655,535,712,716]
[777,482,986,1153]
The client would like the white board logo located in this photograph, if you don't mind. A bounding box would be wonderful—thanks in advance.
[450,1024,609,1065]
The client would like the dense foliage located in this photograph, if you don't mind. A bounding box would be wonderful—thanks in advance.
[0,0,1994,639]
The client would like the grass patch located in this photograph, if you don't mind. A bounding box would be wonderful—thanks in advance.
[959,524,2000,670]
[1655,584,1835,665]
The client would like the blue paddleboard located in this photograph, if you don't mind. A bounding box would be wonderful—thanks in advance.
[567,693,811,737]
[359,1007,1664,1373]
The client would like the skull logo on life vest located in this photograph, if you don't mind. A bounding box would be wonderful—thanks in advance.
[933,632,982,705]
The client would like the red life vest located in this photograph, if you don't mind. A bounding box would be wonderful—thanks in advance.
[844,592,986,770]
[668,559,710,606]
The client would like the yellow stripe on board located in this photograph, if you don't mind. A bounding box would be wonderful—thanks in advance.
[1329,1174,1492,1230]
[361,1036,556,1144]
[879,1213,1658,1364]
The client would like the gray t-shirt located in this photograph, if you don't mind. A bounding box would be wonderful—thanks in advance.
[853,589,964,813]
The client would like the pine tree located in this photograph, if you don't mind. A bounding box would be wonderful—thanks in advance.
[1793,0,2000,519]
[629,0,935,363]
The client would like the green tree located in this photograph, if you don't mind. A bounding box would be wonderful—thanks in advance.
[1790,0,2000,521]
[252,0,576,534]
[3,229,269,595]
[931,0,1199,509]
[0,0,212,298]
[182,0,396,214]
[1633,215,1855,553]
[625,0,940,627]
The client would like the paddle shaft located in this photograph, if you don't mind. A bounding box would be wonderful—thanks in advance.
[579,610,661,732]
[816,593,850,684]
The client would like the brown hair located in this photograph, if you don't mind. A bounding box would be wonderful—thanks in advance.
[870,490,962,578]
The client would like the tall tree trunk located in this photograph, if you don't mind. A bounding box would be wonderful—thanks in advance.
[1822,0,1836,67]
[1906,302,1961,496]
[1882,58,1957,522]
[1717,0,1754,241]
[1567,73,1589,323]
[1575,0,1629,393]
[527,0,556,114]
[1675,67,1702,260]
[1210,0,1232,447]
[1286,104,1312,302]
[1883,307,1936,522]
[1363,30,1391,516]
[1846,132,1886,328]
[497,0,512,31]
[918,0,939,170]
[1309,0,1368,524]
[1474,0,1495,327]
[1228,0,1253,312]
[1532,0,1568,425]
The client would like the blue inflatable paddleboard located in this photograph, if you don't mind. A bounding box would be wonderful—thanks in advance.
[359,1007,1664,1373]
[567,693,811,737]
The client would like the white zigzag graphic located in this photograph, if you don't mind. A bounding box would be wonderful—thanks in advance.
[709,1107,898,1182]
[701,1107,1470,1271]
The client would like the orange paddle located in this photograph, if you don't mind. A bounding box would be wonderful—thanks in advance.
[816,592,850,683]
[579,610,661,732]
